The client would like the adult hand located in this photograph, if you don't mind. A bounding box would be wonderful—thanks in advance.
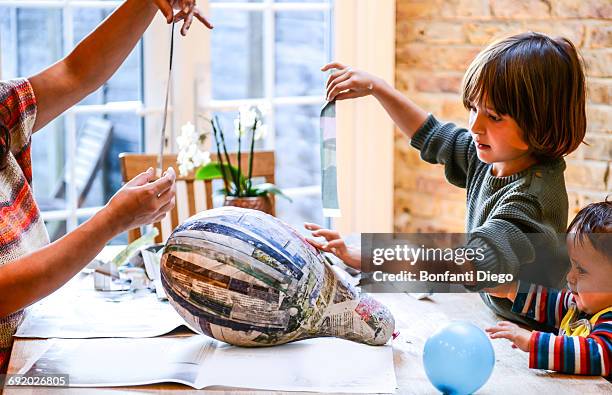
[304,223,362,270]
[152,0,213,35]
[485,321,532,352]
[104,167,176,234]
[321,62,380,102]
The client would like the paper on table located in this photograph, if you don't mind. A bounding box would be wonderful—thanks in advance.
[22,336,397,393]
[15,274,188,338]
[320,100,341,218]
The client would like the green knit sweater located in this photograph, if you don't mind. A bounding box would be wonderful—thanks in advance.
[411,114,569,325]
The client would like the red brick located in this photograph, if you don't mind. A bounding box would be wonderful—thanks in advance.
[587,24,612,49]
[565,159,609,191]
[582,50,612,78]
[397,0,491,20]
[490,0,551,19]
[587,105,612,131]
[523,21,586,48]
[553,0,612,19]
[464,21,524,45]
[412,72,464,94]
[397,21,465,45]
[588,78,612,105]
[396,44,482,72]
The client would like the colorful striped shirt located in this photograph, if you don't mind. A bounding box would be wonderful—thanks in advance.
[0,79,50,373]
[512,281,612,377]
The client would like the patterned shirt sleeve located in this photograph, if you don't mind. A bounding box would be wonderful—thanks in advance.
[511,281,573,329]
[529,312,612,376]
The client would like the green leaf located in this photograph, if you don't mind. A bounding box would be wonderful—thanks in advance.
[195,162,224,180]
[253,183,293,202]
[196,162,249,196]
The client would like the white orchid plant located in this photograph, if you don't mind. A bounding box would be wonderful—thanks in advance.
[179,105,291,201]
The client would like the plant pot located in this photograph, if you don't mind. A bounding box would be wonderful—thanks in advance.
[223,195,273,215]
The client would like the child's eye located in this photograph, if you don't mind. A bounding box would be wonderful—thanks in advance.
[487,113,502,122]
[577,266,587,275]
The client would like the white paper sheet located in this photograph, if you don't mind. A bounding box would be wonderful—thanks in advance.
[15,274,188,338]
[22,336,396,393]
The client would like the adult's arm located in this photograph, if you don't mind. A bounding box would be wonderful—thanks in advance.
[29,0,212,132]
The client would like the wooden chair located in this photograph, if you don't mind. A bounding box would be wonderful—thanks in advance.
[119,151,276,243]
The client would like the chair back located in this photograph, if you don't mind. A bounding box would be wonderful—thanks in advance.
[119,151,276,243]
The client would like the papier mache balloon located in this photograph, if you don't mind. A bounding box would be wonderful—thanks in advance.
[160,207,395,347]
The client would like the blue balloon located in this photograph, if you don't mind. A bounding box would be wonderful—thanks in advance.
[423,321,495,395]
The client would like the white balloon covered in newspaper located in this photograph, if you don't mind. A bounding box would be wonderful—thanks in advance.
[160,206,395,347]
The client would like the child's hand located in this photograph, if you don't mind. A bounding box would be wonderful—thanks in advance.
[304,223,362,270]
[321,62,380,102]
[484,281,519,302]
[152,0,213,35]
[485,321,532,352]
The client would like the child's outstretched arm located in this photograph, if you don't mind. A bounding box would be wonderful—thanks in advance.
[303,223,361,270]
[30,0,212,132]
[487,317,612,376]
[322,62,428,139]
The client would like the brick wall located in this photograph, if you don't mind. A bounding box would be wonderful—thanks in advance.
[394,0,612,232]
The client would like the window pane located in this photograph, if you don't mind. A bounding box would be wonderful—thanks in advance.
[73,7,142,105]
[44,220,67,243]
[276,193,323,234]
[78,215,128,245]
[275,11,328,97]
[78,113,142,208]
[211,10,264,100]
[32,117,67,211]
[275,105,320,188]
[0,8,63,79]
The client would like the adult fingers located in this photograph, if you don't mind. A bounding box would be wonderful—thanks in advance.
[312,229,341,241]
[194,8,214,29]
[304,222,323,231]
[150,167,176,195]
[180,0,194,14]
[173,10,187,22]
[126,167,154,187]
[152,0,174,23]
[325,239,347,250]
[157,196,176,215]
[156,184,176,206]
[181,11,194,36]
[321,61,347,72]
[152,211,169,224]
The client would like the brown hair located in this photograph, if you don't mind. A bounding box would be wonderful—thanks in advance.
[462,32,586,160]
[567,199,612,260]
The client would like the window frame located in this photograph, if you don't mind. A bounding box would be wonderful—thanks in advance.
[0,0,157,233]
[197,0,334,203]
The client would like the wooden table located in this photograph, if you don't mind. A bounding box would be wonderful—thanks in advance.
[5,256,611,394]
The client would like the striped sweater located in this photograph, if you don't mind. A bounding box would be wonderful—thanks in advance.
[0,79,50,373]
[512,281,612,377]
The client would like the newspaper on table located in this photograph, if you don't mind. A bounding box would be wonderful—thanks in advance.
[18,336,397,393]
[320,100,341,218]
[15,278,189,338]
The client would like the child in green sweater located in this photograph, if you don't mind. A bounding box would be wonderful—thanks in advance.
[307,32,587,326]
